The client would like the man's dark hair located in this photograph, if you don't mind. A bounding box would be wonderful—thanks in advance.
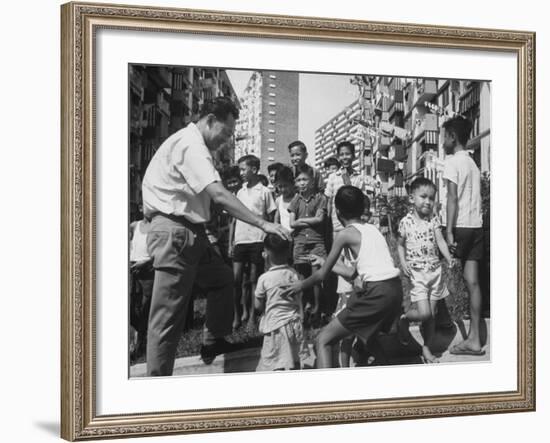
[323,156,340,169]
[295,163,314,178]
[264,233,290,255]
[221,165,241,183]
[275,165,294,184]
[288,140,307,153]
[442,116,472,146]
[267,162,284,174]
[258,174,269,187]
[336,141,356,157]
[409,177,436,193]
[199,96,239,121]
[335,185,365,219]
[237,154,260,171]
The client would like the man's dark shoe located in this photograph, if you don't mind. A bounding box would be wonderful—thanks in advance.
[200,339,237,365]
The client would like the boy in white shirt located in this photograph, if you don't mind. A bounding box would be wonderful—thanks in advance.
[233,155,277,329]
[442,117,485,356]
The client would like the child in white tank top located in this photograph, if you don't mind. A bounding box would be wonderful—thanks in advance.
[280,186,402,368]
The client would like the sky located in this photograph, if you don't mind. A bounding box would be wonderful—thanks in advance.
[227,69,359,162]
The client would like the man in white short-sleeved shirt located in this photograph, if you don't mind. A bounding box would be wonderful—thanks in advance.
[441,116,485,357]
[142,97,288,376]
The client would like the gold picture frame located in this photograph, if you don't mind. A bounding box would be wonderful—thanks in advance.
[61,1,536,440]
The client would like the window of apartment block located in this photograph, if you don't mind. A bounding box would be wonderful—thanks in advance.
[268,120,275,124]
[269,84,276,88]
[269,111,276,115]
[268,156,275,161]
[268,147,275,152]
[269,102,276,106]
[269,129,275,133]
[268,138,276,142]
[269,74,277,79]
[269,92,276,97]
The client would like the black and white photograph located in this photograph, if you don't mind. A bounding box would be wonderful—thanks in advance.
[128,65,491,377]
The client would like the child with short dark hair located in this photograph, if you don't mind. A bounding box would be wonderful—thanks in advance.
[273,166,296,233]
[442,116,486,356]
[255,234,309,371]
[397,177,454,363]
[233,155,277,329]
[281,185,402,368]
[288,164,328,323]
[267,162,285,197]
[288,140,325,192]
[323,156,340,177]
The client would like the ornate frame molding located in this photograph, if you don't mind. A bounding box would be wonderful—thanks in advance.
[61,2,536,440]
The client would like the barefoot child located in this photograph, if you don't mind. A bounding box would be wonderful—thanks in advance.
[233,155,277,329]
[396,177,454,363]
[255,234,309,371]
[281,186,402,368]
[288,164,328,324]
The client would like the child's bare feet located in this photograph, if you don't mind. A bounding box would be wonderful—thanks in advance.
[449,339,485,356]
[421,346,439,364]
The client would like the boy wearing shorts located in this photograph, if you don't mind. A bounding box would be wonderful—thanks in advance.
[288,164,328,323]
[233,155,277,329]
[281,186,402,368]
[442,116,486,356]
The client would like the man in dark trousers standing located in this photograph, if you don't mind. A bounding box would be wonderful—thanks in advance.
[142,97,289,376]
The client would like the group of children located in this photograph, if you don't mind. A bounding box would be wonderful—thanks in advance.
[131,115,485,371]
[208,137,458,371]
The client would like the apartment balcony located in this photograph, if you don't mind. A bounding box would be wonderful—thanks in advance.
[405,79,437,115]
[459,82,481,114]
[376,158,395,174]
[388,89,404,119]
[412,113,439,142]
[414,79,438,108]
[391,143,407,162]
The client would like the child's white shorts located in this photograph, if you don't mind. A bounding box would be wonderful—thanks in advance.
[410,266,449,303]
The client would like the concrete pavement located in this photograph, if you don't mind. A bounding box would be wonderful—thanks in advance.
[130,318,490,377]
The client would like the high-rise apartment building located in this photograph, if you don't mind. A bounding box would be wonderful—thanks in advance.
[314,76,490,199]
[234,71,299,174]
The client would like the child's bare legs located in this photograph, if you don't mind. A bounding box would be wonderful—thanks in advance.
[311,264,321,323]
[248,263,259,326]
[454,260,483,351]
[232,262,244,330]
[404,300,438,363]
[316,317,353,368]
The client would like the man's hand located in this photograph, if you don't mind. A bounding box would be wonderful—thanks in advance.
[262,221,291,241]
[130,259,151,273]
